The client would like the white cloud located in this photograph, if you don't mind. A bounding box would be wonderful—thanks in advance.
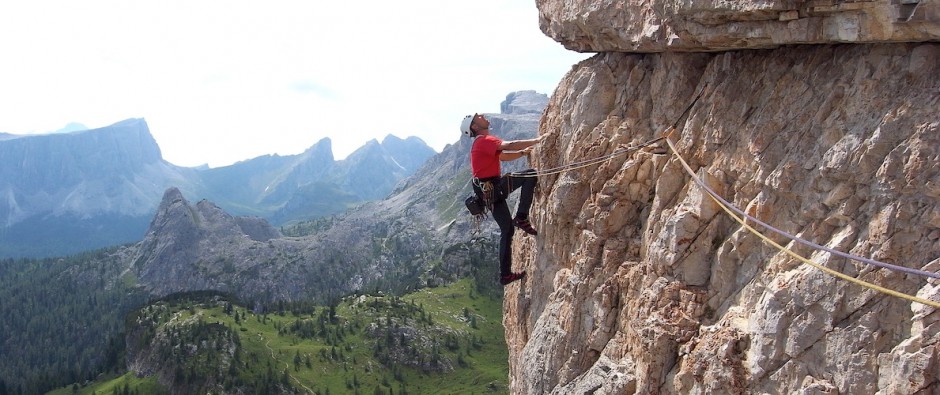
[0,0,588,167]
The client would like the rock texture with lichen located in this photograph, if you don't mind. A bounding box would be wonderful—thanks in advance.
[509,1,940,394]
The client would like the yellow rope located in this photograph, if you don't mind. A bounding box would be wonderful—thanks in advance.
[512,136,665,178]
[664,134,940,308]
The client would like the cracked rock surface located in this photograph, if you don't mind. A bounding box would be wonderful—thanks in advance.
[537,0,940,52]
[505,43,940,394]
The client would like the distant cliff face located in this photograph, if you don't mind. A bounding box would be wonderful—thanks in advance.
[509,2,940,394]
[0,119,198,257]
[0,118,171,223]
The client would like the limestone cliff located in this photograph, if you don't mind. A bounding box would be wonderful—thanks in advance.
[509,2,940,393]
[537,0,940,52]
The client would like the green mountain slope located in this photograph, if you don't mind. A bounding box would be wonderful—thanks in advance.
[52,279,508,395]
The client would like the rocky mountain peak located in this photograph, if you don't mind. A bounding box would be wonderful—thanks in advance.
[500,90,549,115]
[0,118,164,191]
[144,187,282,248]
[380,134,405,145]
[130,176,460,304]
[301,137,335,162]
[133,187,285,297]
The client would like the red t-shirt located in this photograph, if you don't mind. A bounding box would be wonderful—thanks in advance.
[470,135,503,178]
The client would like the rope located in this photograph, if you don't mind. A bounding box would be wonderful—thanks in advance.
[669,147,940,280]
[511,136,665,178]
[513,82,705,179]
[659,126,939,278]
[664,135,940,308]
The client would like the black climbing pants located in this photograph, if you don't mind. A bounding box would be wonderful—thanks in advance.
[473,169,537,276]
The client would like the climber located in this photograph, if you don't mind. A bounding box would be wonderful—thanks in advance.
[460,113,542,285]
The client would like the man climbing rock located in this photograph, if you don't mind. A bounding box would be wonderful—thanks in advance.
[460,113,542,285]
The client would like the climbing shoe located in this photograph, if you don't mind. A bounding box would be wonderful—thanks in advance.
[500,271,526,285]
[513,217,538,236]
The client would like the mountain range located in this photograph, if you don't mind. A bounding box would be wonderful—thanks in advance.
[0,90,548,393]
[0,119,435,258]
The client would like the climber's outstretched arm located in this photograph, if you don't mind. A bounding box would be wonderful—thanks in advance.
[499,135,543,161]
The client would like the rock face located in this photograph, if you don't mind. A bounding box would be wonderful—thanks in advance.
[509,4,940,393]
[537,0,940,52]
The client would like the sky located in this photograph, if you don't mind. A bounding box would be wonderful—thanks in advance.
[0,1,589,168]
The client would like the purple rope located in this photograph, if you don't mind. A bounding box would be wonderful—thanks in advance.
[688,167,940,279]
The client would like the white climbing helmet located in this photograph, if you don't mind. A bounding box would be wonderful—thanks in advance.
[460,114,475,136]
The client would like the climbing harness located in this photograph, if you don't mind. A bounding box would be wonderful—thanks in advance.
[663,134,940,308]
[472,176,503,208]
